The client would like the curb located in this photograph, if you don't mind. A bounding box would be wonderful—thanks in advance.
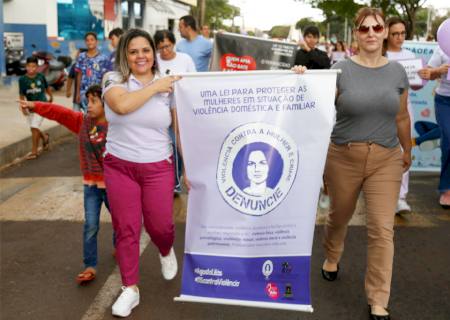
[0,125,72,168]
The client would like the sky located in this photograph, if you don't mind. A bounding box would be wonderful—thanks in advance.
[228,0,450,31]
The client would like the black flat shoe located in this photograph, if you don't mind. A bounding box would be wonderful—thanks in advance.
[368,305,390,320]
[321,264,339,281]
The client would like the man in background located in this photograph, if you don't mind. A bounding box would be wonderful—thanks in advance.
[108,28,124,70]
[177,15,212,72]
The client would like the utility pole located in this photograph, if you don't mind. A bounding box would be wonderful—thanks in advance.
[426,7,432,37]
[344,17,348,44]
[198,0,206,27]
[326,22,330,42]
[0,0,5,77]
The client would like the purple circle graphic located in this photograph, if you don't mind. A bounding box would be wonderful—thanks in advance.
[232,142,283,191]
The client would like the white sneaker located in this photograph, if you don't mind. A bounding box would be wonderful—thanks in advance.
[160,247,178,280]
[396,199,411,214]
[112,286,139,317]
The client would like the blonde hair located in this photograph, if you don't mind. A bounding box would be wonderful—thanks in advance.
[115,29,158,82]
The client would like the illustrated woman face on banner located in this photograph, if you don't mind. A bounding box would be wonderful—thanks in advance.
[230,142,284,197]
[244,150,271,196]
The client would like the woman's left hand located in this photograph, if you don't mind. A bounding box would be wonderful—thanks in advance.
[402,150,412,172]
[291,65,307,74]
[418,68,431,80]
[183,173,191,192]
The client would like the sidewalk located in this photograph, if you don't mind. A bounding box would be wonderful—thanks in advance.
[0,81,73,168]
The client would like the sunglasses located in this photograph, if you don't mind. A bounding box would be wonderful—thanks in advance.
[357,24,384,34]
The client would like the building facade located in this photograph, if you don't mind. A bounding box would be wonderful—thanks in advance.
[2,0,195,76]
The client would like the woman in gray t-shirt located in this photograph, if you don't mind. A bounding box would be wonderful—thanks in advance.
[321,8,411,320]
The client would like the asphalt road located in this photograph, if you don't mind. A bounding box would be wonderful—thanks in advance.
[1,136,449,320]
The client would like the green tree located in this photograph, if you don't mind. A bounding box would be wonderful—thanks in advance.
[370,0,399,17]
[306,0,362,42]
[269,25,291,39]
[431,10,450,39]
[308,0,362,20]
[395,0,428,39]
[326,16,346,41]
[295,17,317,30]
[192,0,239,30]
[306,0,428,39]
[295,17,326,38]
[413,7,429,38]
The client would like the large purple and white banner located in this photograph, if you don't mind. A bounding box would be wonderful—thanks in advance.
[174,70,337,312]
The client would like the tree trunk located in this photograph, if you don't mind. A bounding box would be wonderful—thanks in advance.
[401,3,415,40]
[198,0,206,27]
[409,13,416,40]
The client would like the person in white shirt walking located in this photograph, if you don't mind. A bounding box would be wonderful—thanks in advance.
[385,17,428,214]
[154,29,196,194]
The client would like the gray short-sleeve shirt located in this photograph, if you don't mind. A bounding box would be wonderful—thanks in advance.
[331,59,409,148]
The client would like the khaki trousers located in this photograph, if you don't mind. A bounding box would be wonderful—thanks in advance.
[323,142,403,307]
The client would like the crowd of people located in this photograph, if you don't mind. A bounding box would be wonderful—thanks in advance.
[17,8,449,319]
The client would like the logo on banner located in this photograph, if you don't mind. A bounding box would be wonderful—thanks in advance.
[281,262,292,273]
[262,260,274,279]
[265,282,279,299]
[284,283,293,298]
[217,122,299,216]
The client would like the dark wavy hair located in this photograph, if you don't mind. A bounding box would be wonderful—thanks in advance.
[154,30,176,46]
[85,84,103,100]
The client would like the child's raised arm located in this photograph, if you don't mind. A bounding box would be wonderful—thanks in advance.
[18,100,83,134]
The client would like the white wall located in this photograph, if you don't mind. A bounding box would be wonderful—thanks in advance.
[4,0,58,37]
[46,0,58,37]
[144,0,190,38]
[104,3,123,37]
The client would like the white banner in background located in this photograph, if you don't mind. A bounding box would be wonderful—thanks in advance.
[174,70,337,312]
[403,41,440,170]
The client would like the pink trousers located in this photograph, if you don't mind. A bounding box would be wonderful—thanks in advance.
[104,153,175,286]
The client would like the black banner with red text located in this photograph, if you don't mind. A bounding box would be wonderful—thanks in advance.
[211,32,298,71]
